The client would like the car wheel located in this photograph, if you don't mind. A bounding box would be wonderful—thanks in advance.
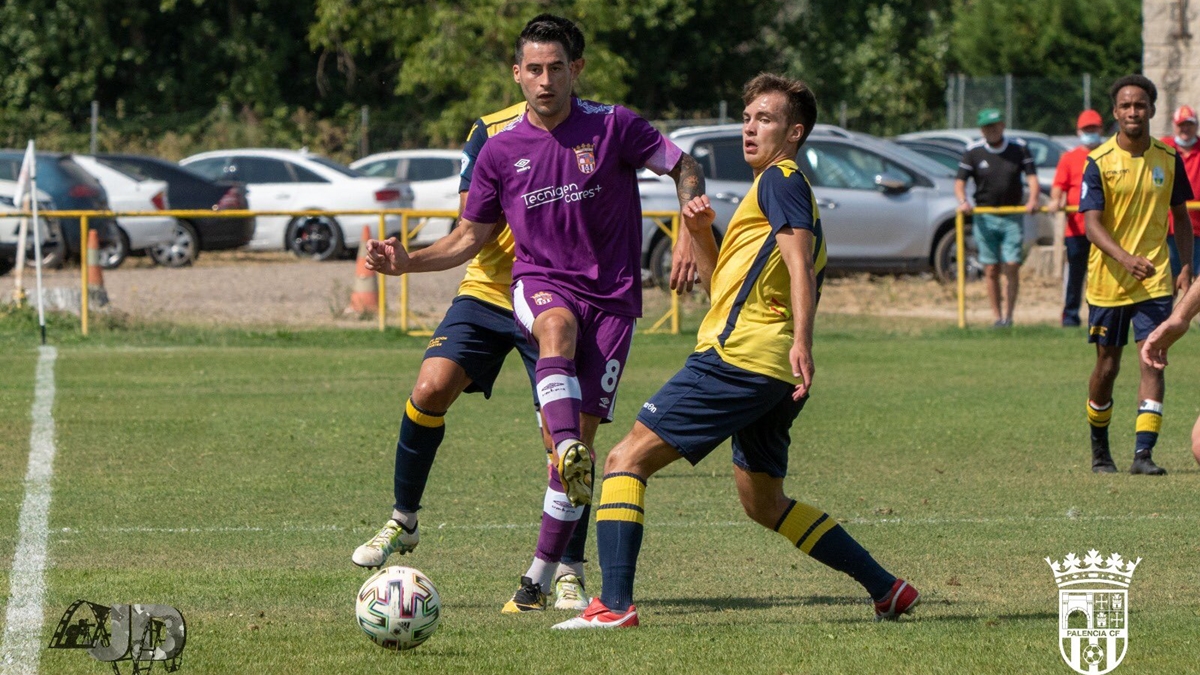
[24,219,66,269]
[287,216,344,261]
[98,226,129,270]
[933,225,982,283]
[149,220,199,267]
[0,253,14,276]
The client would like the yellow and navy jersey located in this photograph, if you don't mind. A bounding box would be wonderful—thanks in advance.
[455,102,526,310]
[1080,136,1193,306]
[695,159,826,384]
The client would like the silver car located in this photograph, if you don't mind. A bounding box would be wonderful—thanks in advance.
[639,124,970,285]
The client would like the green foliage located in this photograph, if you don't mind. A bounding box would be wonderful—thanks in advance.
[0,0,1149,150]
[950,0,1142,82]
[837,5,951,135]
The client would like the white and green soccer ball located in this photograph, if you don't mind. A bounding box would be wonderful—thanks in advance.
[355,566,441,650]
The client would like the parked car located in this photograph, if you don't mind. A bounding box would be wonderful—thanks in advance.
[0,150,119,267]
[349,149,460,246]
[73,155,176,269]
[96,154,254,267]
[0,181,54,276]
[894,129,1063,243]
[893,129,1064,193]
[179,149,414,260]
[638,124,977,285]
[887,138,964,173]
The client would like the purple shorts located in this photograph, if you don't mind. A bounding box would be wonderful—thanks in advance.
[512,277,634,422]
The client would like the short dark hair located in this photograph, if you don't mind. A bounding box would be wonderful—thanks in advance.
[515,14,584,63]
[1109,74,1157,107]
[743,73,818,147]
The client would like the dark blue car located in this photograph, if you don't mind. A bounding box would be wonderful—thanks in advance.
[0,151,120,266]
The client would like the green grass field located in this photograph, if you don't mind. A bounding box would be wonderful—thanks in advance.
[1,308,1198,674]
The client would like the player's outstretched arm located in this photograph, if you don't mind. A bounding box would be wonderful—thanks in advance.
[680,195,718,293]
[1085,209,1154,280]
[777,227,816,401]
[367,218,498,276]
[1142,276,1200,369]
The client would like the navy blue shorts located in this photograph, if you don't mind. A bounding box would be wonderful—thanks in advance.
[636,349,807,478]
[1087,297,1173,347]
[424,296,538,403]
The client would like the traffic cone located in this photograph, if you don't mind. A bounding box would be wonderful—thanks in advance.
[348,226,378,315]
[86,228,109,307]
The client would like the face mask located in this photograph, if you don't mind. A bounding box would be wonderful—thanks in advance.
[1175,135,1197,148]
[1079,132,1103,147]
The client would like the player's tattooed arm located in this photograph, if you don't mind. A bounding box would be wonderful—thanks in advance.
[668,152,706,205]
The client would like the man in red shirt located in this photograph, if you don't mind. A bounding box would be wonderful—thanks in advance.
[1162,105,1200,279]
[1049,109,1105,326]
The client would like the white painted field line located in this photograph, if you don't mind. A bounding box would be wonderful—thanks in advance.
[1,346,58,675]
[54,510,1198,537]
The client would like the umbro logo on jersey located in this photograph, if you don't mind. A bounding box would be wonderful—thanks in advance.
[977,160,990,170]
[515,158,531,172]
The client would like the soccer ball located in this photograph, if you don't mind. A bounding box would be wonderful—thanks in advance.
[355,566,441,650]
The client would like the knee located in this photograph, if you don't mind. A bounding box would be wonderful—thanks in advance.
[602,441,637,475]
[739,494,784,529]
[410,377,454,413]
[534,312,577,352]
[1094,359,1120,383]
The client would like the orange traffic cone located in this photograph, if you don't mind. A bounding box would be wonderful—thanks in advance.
[86,228,109,306]
[348,226,378,314]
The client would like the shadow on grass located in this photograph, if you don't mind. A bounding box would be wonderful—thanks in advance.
[648,594,866,613]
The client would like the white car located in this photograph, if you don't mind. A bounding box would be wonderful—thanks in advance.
[74,155,175,268]
[349,149,460,246]
[180,149,414,260]
[0,180,54,276]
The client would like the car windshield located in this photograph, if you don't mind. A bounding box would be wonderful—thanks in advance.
[877,141,957,178]
[1014,135,1064,169]
[94,157,152,182]
[305,155,365,178]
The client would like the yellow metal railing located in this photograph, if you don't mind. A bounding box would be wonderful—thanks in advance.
[952,203,1200,329]
[2,208,682,337]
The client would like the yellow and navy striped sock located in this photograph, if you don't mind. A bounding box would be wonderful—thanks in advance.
[1135,400,1163,456]
[1087,399,1112,446]
[596,472,646,612]
[775,499,895,601]
[392,398,446,513]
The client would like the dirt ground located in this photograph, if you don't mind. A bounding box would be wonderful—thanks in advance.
[5,251,1073,329]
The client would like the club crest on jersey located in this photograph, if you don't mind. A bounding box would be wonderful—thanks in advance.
[574,144,596,174]
[1152,166,1165,187]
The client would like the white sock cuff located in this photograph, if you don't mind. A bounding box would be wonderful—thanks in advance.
[537,374,581,406]
[1138,400,1163,414]
[544,488,586,521]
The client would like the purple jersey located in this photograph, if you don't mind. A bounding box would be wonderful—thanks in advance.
[461,98,682,317]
